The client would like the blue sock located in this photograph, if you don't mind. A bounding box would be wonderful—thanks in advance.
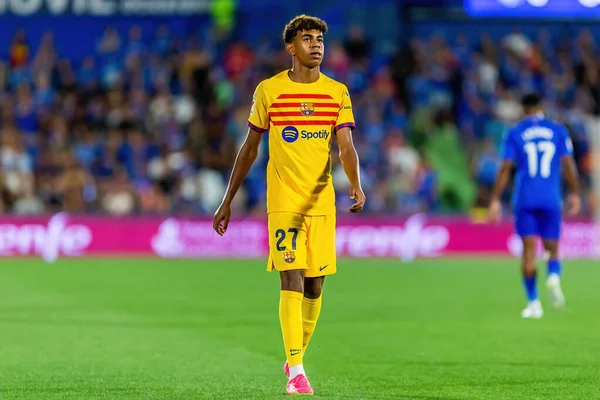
[523,274,538,302]
[547,259,561,278]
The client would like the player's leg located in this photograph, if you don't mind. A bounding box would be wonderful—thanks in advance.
[540,209,565,308]
[542,239,565,308]
[302,276,324,355]
[283,214,336,388]
[521,236,543,318]
[303,214,336,354]
[279,269,306,375]
[515,209,543,319]
[267,212,312,395]
[280,270,314,395]
[284,276,324,380]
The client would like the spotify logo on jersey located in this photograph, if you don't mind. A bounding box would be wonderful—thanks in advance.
[282,126,299,143]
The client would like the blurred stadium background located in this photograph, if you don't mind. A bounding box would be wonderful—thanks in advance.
[2,1,600,399]
[1,0,598,220]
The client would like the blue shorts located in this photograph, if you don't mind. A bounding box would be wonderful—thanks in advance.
[514,208,561,240]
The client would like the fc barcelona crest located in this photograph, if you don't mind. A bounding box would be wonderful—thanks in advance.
[300,102,315,116]
[283,251,296,263]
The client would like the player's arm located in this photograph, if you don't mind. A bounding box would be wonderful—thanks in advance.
[489,131,516,222]
[335,85,365,212]
[489,160,513,222]
[214,82,269,235]
[213,128,264,235]
[561,133,581,216]
[336,127,366,213]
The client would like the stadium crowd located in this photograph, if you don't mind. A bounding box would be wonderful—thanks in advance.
[0,24,595,216]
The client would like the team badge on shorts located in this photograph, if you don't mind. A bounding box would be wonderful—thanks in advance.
[283,251,296,263]
[300,102,314,116]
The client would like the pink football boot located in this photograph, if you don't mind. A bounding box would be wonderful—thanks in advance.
[286,373,313,396]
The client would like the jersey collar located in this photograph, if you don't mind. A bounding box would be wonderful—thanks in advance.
[525,112,544,121]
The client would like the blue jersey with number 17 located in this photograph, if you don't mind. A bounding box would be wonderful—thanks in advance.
[501,115,573,211]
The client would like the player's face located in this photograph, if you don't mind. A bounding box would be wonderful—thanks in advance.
[289,30,324,68]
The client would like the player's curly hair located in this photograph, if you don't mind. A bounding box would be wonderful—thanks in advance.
[282,15,328,44]
[521,93,542,108]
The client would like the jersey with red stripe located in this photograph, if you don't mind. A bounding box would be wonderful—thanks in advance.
[248,70,355,215]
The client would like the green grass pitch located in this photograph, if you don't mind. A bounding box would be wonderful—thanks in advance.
[1,258,599,399]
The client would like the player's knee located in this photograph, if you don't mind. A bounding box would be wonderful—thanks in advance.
[521,252,537,275]
[521,248,537,276]
[280,270,304,293]
[522,261,536,276]
[304,277,324,299]
[542,241,559,259]
[545,248,559,260]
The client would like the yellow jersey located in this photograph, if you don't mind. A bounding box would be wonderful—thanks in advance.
[248,70,355,216]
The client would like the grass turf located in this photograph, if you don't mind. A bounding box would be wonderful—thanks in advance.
[0,258,599,399]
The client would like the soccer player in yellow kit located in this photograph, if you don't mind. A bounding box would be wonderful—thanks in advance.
[213,15,366,396]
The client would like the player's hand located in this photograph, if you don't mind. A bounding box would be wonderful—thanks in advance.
[213,202,231,236]
[488,198,502,223]
[349,186,366,213]
[566,193,581,216]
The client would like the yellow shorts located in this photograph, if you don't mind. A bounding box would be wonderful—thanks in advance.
[266,212,336,277]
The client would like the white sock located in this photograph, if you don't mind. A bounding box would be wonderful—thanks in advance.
[289,364,305,379]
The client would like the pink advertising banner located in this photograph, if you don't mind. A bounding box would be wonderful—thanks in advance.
[0,213,598,262]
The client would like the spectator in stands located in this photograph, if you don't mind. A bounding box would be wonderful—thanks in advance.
[102,168,137,215]
[12,175,43,215]
[0,23,593,218]
[344,25,371,66]
[54,155,94,213]
[1,128,32,209]
[9,29,29,69]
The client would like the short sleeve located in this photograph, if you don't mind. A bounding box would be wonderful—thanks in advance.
[557,126,574,157]
[248,83,269,133]
[500,130,517,162]
[334,85,355,132]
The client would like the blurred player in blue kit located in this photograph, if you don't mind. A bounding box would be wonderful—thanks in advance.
[489,94,581,319]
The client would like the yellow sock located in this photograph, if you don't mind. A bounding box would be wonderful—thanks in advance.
[302,295,322,354]
[279,290,304,367]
